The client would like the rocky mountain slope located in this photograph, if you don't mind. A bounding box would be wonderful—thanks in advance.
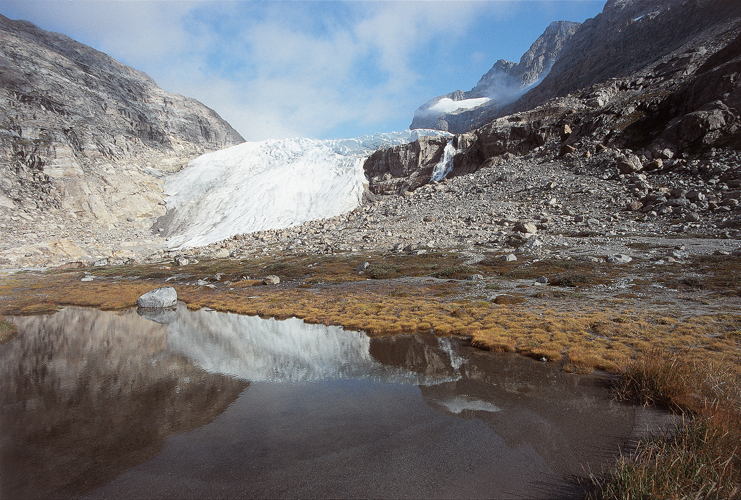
[370,0,741,200]
[0,14,244,265]
[410,20,579,133]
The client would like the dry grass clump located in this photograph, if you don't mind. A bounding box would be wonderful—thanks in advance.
[0,318,17,343]
[588,351,741,499]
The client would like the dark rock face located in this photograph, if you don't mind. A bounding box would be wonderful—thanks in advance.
[0,14,244,226]
[510,0,741,116]
[410,21,580,133]
[364,135,450,194]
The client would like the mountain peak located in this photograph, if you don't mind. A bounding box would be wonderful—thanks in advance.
[410,20,580,133]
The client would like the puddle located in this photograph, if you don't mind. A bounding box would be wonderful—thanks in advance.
[0,304,666,499]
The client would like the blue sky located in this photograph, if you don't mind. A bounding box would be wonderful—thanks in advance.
[0,1,605,141]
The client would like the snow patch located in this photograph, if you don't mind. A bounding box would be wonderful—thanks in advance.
[428,97,491,115]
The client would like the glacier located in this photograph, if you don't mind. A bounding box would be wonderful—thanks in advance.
[162,130,447,249]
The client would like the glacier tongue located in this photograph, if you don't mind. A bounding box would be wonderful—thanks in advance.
[162,130,445,249]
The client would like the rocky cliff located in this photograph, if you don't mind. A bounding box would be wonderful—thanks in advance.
[509,0,741,116]
[0,14,244,266]
[410,20,580,133]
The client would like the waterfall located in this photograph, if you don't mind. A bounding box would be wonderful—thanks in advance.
[430,140,457,182]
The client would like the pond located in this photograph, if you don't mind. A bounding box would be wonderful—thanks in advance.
[0,304,664,499]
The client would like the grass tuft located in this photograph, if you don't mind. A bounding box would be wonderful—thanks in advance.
[588,350,741,499]
[0,318,17,343]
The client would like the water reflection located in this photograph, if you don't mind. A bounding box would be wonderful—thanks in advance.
[167,304,459,385]
[0,307,248,499]
[0,305,661,499]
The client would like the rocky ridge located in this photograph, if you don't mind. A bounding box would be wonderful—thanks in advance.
[0,14,244,266]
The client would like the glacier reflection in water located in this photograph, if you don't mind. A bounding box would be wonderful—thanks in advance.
[166,303,461,385]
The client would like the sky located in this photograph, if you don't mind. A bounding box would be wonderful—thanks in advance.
[0,1,606,142]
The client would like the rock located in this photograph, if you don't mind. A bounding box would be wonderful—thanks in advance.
[56,261,86,270]
[559,124,573,141]
[175,257,189,266]
[607,254,633,264]
[262,275,280,285]
[514,221,538,234]
[686,190,705,202]
[559,144,576,157]
[516,238,543,254]
[214,248,230,259]
[535,276,549,284]
[616,154,642,174]
[136,287,177,308]
[493,295,526,305]
[685,212,700,222]
[643,158,663,171]
[502,254,517,262]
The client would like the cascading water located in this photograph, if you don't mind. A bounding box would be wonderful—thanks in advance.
[430,140,458,182]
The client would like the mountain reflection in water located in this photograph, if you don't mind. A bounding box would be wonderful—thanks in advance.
[0,305,652,499]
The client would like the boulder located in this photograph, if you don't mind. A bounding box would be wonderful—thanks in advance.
[616,154,642,174]
[514,221,538,234]
[607,254,633,264]
[262,275,280,285]
[137,287,177,308]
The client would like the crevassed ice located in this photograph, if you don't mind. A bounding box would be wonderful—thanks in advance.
[163,130,447,249]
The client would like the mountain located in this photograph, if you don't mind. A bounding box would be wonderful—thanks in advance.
[0,14,244,264]
[410,20,580,133]
[374,0,741,196]
[3,0,741,269]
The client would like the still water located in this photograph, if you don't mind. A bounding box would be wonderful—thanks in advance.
[1,304,651,499]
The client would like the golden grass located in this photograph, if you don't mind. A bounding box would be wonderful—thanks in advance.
[588,351,741,499]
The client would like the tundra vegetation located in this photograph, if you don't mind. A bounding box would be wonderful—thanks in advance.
[1,250,739,498]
